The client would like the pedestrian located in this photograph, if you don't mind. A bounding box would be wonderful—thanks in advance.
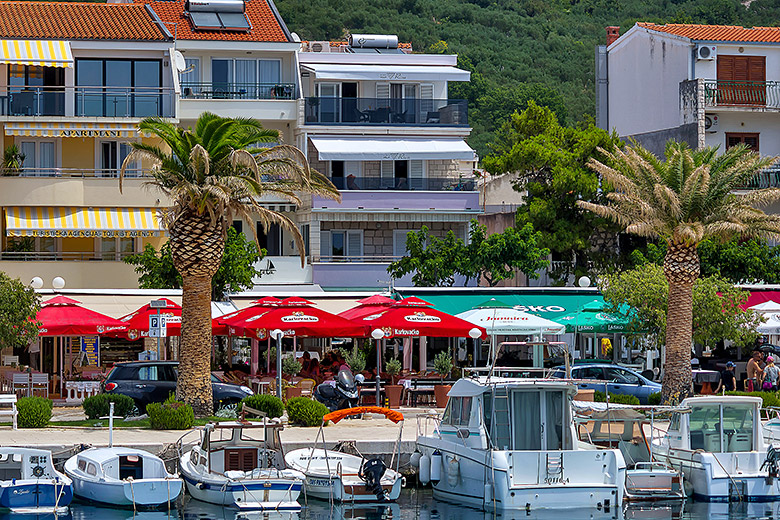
[715,361,737,393]
[747,350,764,392]
[765,356,780,391]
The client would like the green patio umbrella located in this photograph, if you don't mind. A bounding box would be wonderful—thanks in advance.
[554,300,635,334]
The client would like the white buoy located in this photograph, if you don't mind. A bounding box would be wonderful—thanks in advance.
[419,454,431,485]
[447,456,459,487]
[430,451,442,483]
[410,451,422,469]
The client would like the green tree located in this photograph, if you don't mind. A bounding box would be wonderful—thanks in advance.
[602,263,761,351]
[580,141,780,402]
[0,272,40,350]
[387,226,464,287]
[120,113,339,416]
[483,102,622,281]
[125,227,265,300]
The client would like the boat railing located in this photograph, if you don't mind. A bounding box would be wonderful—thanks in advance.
[174,428,204,460]
[416,412,442,440]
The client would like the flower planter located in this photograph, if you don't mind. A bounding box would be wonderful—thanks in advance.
[385,385,403,409]
[434,384,452,408]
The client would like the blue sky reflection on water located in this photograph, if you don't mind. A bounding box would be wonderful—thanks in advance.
[1,490,779,520]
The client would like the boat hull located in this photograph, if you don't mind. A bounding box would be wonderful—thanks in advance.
[0,480,72,512]
[302,474,402,502]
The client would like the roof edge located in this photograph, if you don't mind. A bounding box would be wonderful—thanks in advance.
[265,0,292,42]
[145,4,174,41]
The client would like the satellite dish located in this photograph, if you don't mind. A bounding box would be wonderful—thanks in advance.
[173,50,187,73]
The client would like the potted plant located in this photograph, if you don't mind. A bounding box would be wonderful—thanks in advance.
[384,358,403,409]
[433,351,454,408]
[340,344,366,374]
[2,144,25,176]
[282,356,302,399]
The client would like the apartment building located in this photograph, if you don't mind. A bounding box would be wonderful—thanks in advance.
[295,36,480,288]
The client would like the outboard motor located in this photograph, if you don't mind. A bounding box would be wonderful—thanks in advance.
[359,457,389,501]
[314,368,360,412]
[762,445,780,482]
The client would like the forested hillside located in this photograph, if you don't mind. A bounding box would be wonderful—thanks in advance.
[276,0,778,156]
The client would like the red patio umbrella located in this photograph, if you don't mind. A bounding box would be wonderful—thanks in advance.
[115,299,229,339]
[356,304,487,339]
[338,295,398,320]
[37,296,128,336]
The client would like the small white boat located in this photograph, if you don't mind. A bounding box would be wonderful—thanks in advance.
[64,447,182,508]
[286,407,404,502]
[654,395,780,501]
[179,421,304,511]
[0,447,72,514]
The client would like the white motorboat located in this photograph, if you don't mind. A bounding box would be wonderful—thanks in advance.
[415,377,626,512]
[0,447,72,514]
[179,421,304,511]
[653,395,780,501]
[285,406,404,502]
[64,447,182,508]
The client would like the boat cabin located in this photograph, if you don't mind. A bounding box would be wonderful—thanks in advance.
[73,448,167,481]
[0,448,58,481]
[664,396,761,454]
[440,378,577,451]
[575,407,653,467]
[192,421,285,475]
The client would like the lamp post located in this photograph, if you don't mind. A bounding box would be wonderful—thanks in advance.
[52,277,66,290]
[371,328,385,406]
[30,277,44,290]
[271,329,284,399]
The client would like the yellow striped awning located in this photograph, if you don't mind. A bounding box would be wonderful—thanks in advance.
[5,122,138,138]
[4,207,167,238]
[0,40,73,68]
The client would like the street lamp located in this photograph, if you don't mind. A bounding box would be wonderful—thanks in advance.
[371,328,385,406]
[271,329,284,399]
[30,277,43,290]
[52,276,66,290]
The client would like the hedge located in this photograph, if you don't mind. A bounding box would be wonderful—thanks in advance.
[146,396,194,430]
[18,396,53,428]
[725,391,780,408]
[240,394,285,419]
[285,397,330,427]
[83,394,135,420]
[593,391,641,406]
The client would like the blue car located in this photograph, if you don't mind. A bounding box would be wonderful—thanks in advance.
[552,363,661,404]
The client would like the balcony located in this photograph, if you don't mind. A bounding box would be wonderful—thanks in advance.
[304,97,468,126]
[180,82,296,100]
[330,175,475,191]
[312,187,480,213]
[0,85,175,118]
[2,167,149,178]
[734,166,780,190]
[0,251,137,262]
[703,80,780,110]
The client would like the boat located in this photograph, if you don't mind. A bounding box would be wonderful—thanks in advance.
[63,447,182,508]
[0,447,72,513]
[178,420,304,511]
[573,402,685,501]
[415,377,627,511]
[285,406,404,502]
[653,395,780,501]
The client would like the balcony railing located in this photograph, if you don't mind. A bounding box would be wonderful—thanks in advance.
[330,175,476,191]
[181,82,296,100]
[735,166,780,189]
[1,167,148,178]
[0,86,175,117]
[0,251,137,261]
[304,97,468,126]
[703,80,780,108]
[313,254,401,263]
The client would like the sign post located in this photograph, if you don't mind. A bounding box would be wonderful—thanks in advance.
[149,300,168,360]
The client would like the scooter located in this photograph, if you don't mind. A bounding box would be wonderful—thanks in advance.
[314,368,360,412]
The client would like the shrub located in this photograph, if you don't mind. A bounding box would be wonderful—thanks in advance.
[240,394,285,419]
[282,356,302,377]
[146,395,194,430]
[648,392,662,406]
[434,351,453,379]
[340,344,366,374]
[18,396,52,428]
[593,391,641,405]
[83,394,135,420]
[726,391,780,408]
[285,397,330,427]
[386,358,402,377]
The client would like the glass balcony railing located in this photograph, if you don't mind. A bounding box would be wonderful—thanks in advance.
[304,97,468,126]
[330,175,476,191]
[1,167,149,178]
[180,82,296,100]
[0,86,175,117]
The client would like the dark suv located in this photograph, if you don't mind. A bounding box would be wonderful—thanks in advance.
[102,361,253,412]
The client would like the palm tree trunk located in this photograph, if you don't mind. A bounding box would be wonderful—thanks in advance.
[662,281,693,403]
[177,273,214,417]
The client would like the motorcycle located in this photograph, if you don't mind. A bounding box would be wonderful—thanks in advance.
[314,368,360,412]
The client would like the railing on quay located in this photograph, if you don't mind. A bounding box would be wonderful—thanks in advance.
[0,85,175,117]
[180,82,296,100]
[304,97,468,126]
[330,175,476,191]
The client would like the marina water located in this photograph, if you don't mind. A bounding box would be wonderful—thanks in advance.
[1,490,778,520]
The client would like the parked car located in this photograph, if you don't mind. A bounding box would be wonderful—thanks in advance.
[102,361,253,412]
[551,363,661,404]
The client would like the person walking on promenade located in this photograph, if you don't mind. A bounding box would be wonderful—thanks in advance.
[765,356,779,391]
[747,350,764,392]
[715,361,737,393]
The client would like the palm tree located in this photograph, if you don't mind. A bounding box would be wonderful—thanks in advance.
[120,112,340,416]
[580,140,780,402]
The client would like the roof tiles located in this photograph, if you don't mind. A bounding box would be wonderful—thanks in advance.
[140,0,289,42]
[0,1,168,41]
[638,23,780,43]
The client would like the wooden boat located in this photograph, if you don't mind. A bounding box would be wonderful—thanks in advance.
[285,407,404,502]
[0,447,72,513]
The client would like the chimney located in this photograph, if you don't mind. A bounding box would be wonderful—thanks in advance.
[606,26,620,46]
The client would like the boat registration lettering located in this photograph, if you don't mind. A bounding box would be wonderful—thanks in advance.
[544,476,569,485]
[308,478,334,487]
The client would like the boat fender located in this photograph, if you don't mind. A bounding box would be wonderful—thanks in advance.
[401,476,407,488]
[196,483,205,490]
[410,451,422,469]
[419,454,431,485]
[483,483,493,506]
[683,478,694,497]
[446,456,459,487]
[430,451,442,483]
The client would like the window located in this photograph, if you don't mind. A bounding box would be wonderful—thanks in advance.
[8,65,65,116]
[99,237,135,261]
[19,140,56,175]
[330,161,360,189]
[77,459,87,471]
[138,365,159,381]
[393,229,413,258]
[574,366,605,380]
[86,463,97,476]
[604,367,640,385]
[726,133,759,152]
[669,413,681,431]
[212,58,281,98]
[320,230,363,260]
[717,55,766,106]
[257,222,282,256]
[380,160,424,190]
[75,59,162,117]
[100,141,137,176]
[301,224,310,256]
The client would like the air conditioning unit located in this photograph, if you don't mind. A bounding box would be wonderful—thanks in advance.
[696,45,717,60]
[308,41,331,53]
[705,114,719,132]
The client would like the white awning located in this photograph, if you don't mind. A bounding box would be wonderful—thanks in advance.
[309,136,476,161]
[302,64,470,82]
[0,40,73,68]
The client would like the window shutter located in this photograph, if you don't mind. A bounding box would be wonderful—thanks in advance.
[749,56,766,82]
[320,231,331,260]
[393,230,410,258]
[346,230,363,259]
[420,83,434,121]
[717,56,735,81]
[376,83,390,99]
[241,450,256,471]
[409,160,424,190]
[226,450,240,471]
[345,161,361,176]
[380,161,394,189]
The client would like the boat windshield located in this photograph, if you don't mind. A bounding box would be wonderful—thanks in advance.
[689,403,754,453]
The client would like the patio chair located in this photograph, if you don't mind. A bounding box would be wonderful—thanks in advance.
[297,378,316,398]
[11,373,29,398]
[2,356,18,366]
[31,373,49,398]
